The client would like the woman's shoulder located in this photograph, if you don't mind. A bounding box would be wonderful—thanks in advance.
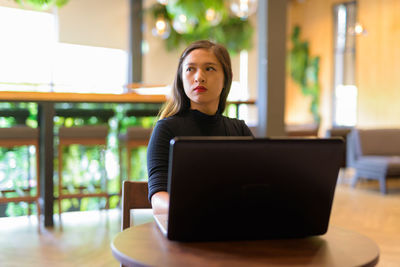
[221,115,246,126]
[221,115,253,136]
[154,113,187,133]
[157,113,185,126]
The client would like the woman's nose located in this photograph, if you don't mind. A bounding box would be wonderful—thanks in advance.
[194,70,205,83]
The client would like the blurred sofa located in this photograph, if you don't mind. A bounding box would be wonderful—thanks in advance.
[347,128,400,194]
[285,123,319,137]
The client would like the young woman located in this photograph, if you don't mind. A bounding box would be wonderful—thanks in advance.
[147,40,253,214]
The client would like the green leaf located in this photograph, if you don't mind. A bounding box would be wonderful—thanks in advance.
[148,0,254,54]
[13,0,68,10]
[288,25,321,123]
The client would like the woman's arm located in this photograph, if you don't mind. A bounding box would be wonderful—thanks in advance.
[147,119,175,213]
[151,191,169,215]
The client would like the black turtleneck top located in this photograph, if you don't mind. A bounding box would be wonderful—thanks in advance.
[147,109,253,200]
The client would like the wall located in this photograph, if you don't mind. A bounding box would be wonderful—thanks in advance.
[57,0,128,50]
[287,0,400,132]
[357,0,400,127]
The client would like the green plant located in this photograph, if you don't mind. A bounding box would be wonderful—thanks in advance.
[288,25,321,123]
[14,0,68,10]
[149,0,253,54]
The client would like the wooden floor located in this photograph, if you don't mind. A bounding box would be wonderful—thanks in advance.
[1,173,400,267]
[331,172,400,267]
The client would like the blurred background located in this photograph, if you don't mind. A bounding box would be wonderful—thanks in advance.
[0,0,399,216]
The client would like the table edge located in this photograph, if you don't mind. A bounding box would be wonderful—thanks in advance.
[111,223,380,267]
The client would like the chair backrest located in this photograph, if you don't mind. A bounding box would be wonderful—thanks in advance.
[358,128,400,156]
[285,123,319,137]
[0,108,30,125]
[125,105,161,118]
[121,181,152,230]
[347,129,362,167]
[55,108,115,124]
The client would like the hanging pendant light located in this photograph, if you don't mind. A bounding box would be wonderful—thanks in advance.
[152,16,171,39]
[229,0,257,19]
[205,8,222,26]
[172,14,196,34]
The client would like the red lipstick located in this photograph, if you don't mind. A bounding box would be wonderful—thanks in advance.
[194,86,207,92]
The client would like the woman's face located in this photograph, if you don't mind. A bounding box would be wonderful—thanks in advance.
[181,48,224,115]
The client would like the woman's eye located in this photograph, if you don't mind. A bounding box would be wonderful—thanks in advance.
[206,67,216,71]
[186,67,193,72]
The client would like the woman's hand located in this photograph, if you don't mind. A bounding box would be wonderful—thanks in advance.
[151,191,169,215]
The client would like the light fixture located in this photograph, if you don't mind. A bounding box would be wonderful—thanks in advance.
[229,0,257,19]
[348,22,367,36]
[152,16,171,39]
[354,22,367,35]
[205,8,222,26]
[172,14,196,34]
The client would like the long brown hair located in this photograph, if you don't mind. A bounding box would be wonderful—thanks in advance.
[159,40,233,119]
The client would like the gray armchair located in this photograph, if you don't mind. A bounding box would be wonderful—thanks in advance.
[348,128,400,194]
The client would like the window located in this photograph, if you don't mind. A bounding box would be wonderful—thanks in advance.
[332,2,358,126]
[0,6,55,91]
[0,6,127,93]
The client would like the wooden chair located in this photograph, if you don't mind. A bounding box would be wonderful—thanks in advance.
[118,127,153,193]
[118,106,160,195]
[121,180,151,230]
[0,109,40,225]
[56,108,115,220]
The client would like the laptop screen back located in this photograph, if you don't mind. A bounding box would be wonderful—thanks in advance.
[166,137,344,241]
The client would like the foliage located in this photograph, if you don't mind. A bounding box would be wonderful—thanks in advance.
[14,0,68,10]
[1,103,156,217]
[149,1,253,54]
[0,144,38,217]
[288,25,321,123]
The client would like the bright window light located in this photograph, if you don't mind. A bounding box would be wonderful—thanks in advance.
[335,85,358,126]
[0,6,55,91]
[227,50,252,121]
[228,50,249,101]
[53,43,127,94]
[0,6,127,93]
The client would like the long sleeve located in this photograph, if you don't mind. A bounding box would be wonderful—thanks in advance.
[147,119,174,201]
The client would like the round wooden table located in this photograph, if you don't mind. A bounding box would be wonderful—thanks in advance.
[111,222,379,267]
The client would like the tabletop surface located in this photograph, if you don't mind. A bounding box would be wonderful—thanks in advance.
[111,222,379,267]
[0,91,166,103]
[0,91,258,105]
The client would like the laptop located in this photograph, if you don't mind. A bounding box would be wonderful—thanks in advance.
[154,137,344,242]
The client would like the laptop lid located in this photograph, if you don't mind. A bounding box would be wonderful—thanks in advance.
[165,137,344,241]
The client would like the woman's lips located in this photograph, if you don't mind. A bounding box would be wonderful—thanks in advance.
[194,86,207,92]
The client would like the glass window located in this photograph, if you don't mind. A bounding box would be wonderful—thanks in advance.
[53,43,127,94]
[0,6,55,91]
[332,2,358,126]
[0,6,127,93]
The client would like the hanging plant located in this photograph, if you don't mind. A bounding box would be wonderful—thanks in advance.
[149,0,254,55]
[288,25,321,123]
[14,0,68,10]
